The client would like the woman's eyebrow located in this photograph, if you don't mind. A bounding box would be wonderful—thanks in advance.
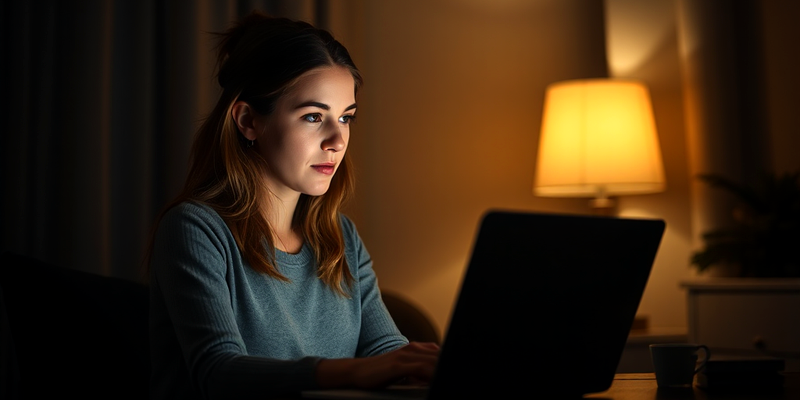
[296,101,329,110]
[295,101,358,111]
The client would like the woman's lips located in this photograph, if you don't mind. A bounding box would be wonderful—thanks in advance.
[312,163,336,175]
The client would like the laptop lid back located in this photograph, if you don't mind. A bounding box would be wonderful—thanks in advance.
[427,210,665,399]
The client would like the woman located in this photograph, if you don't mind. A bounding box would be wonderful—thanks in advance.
[147,10,439,400]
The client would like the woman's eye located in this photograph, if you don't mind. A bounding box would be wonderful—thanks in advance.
[303,114,322,123]
[339,115,356,124]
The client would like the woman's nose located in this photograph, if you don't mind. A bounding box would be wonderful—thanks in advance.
[322,124,346,152]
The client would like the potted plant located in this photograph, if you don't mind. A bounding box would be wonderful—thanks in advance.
[690,170,800,278]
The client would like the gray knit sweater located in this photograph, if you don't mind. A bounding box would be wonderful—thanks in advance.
[149,201,408,400]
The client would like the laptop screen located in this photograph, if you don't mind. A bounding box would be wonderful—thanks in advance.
[428,210,665,398]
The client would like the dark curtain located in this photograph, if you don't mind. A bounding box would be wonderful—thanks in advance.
[675,0,773,251]
[1,0,329,282]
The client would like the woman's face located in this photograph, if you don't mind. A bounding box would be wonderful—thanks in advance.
[255,66,356,199]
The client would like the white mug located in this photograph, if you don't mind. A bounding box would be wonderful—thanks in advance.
[649,343,710,388]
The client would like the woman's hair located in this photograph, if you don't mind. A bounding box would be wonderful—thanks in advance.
[147,10,362,296]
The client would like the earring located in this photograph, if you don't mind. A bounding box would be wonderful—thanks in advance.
[246,139,255,148]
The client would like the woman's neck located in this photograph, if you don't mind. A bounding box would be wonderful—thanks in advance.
[264,191,303,254]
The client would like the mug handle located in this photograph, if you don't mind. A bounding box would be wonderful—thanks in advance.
[693,345,711,374]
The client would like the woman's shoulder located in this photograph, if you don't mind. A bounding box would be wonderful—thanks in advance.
[165,200,217,216]
[160,201,227,231]
[337,213,368,254]
[337,213,358,236]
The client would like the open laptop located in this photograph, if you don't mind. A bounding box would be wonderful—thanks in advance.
[303,209,666,399]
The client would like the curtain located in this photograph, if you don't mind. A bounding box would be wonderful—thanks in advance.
[0,0,328,282]
[675,0,771,253]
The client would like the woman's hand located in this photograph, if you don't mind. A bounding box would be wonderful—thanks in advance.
[315,341,440,389]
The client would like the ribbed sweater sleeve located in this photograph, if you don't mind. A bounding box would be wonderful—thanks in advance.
[148,202,407,400]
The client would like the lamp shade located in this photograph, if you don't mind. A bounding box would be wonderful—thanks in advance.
[534,78,665,199]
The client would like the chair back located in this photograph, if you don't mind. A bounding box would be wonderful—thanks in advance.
[0,252,149,400]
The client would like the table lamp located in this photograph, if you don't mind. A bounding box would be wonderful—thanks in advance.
[533,78,665,214]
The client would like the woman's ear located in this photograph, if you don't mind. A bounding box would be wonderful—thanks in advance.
[232,101,259,141]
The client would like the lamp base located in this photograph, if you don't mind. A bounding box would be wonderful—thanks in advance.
[590,197,616,216]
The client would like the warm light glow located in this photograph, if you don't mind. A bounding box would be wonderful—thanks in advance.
[534,79,665,201]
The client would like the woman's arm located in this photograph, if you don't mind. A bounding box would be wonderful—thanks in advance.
[150,202,321,399]
[331,215,440,388]
[316,342,440,389]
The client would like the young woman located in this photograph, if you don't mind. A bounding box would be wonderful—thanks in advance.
[147,11,439,400]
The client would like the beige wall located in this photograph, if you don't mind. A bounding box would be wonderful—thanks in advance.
[329,0,799,339]
[604,0,694,332]
[332,0,691,338]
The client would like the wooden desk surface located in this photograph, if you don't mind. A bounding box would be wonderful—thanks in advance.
[585,373,800,400]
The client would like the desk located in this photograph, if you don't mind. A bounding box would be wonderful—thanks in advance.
[585,373,800,399]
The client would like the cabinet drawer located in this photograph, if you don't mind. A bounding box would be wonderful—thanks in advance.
[691,292,800,354]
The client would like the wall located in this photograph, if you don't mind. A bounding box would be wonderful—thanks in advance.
[331,0,694,338]
[604,0,694,332]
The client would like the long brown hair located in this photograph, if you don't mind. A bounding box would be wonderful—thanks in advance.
[146,11,363,296]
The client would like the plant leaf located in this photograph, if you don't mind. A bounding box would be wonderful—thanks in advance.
[696,173,767,213]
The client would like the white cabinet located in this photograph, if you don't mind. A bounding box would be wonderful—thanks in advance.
[681,279,800,372]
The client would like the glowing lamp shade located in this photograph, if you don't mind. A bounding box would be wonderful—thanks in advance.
[534,79,665,208]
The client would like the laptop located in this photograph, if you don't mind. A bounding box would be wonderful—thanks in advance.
[303,209,666,399]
